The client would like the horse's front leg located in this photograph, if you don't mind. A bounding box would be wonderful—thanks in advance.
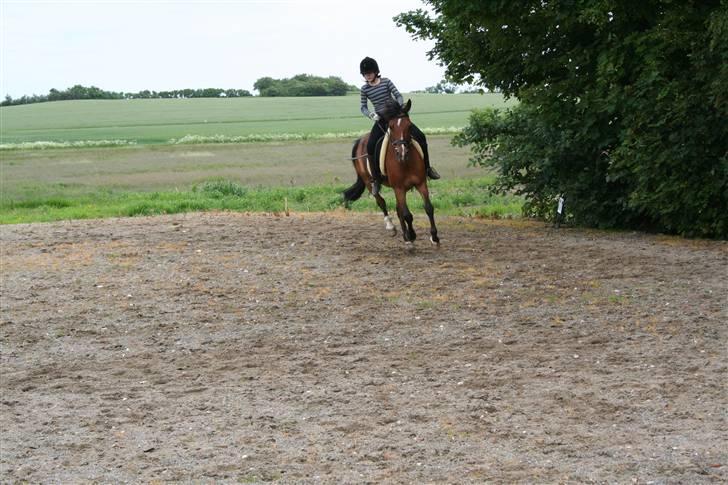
[415,182,439,245]
[374,193,396,236]
[394,187,416,246]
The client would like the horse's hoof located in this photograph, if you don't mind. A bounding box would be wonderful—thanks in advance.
[404,241,415,252]
[430,236,440,246]
[389,228,397,237]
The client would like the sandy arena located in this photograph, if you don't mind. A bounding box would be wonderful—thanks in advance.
[1,212,726,483]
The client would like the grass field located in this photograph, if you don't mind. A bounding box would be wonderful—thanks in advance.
[0,93,515,145]
[0,94,522,223]
[0,136,522,224]
[0,177,523,225]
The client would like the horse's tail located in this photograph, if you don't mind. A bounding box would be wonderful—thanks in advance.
[343,138,366,203]
[343,176,365,202]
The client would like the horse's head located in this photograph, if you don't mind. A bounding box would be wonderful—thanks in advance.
[384,99,413,163]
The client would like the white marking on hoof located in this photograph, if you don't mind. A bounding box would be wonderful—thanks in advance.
[384,215,395,231]
[430,236,440,246]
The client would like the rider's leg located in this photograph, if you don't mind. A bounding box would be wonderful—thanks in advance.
[410,123,440,180]
[367,122,386,195]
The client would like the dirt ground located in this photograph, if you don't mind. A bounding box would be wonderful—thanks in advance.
[1,211,726,483]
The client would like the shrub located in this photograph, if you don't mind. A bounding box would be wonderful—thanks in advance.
[194,179,247,198]
[398,1,728,238]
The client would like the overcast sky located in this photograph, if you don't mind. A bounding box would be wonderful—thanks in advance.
[1,0,445,98]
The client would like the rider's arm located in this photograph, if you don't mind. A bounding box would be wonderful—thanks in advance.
[387,79,404,106]
[360,89,372,118]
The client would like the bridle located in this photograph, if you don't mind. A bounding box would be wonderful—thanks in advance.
[389,115,411,162]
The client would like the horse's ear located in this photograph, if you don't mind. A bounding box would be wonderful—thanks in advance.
[403,99,412,114]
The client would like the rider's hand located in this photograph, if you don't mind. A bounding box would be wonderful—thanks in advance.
[369,112,380,122]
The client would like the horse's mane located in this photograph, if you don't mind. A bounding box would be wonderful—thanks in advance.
[380,99,404,123]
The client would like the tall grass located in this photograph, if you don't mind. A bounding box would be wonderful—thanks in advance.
[0,178,522,224]
[0,140,138,150]
[0,127,467,150]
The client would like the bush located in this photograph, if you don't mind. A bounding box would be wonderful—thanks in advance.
[398,1,728,238]
[194,179,247,198]
[454,105,631,228]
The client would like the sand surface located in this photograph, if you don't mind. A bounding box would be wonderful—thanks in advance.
[1,212,726,483]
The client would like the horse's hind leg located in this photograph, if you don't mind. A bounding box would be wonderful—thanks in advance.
[374,193,396,236]
[394,188,416,245]
[416,183,439,245]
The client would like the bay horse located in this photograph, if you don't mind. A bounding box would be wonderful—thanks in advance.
[343,99,439,248]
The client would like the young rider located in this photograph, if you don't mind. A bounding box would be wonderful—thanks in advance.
[359,56,440,196]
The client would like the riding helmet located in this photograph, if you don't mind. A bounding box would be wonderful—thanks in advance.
[360,57,380,76]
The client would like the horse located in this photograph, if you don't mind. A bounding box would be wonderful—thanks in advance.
[343,99,439,249]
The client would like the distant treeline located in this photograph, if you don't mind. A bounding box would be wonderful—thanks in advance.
[2,75,359,106]
[253,74,357,97]
[1,85,253,106]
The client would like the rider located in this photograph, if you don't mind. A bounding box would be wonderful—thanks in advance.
[359,56,440,196]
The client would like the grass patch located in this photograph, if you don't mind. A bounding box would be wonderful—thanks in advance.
[0,177,523,224]
[6,197,74,209]
[0,129,466,151]
[194,178,248,198]
[0,139,137,150]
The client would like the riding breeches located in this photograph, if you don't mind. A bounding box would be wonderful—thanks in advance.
[367,122,387,167]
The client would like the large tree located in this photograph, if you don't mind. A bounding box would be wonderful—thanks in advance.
[253,74,353,97]
[396,1,727,237]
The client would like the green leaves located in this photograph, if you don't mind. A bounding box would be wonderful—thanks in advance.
[400,0,728,238]
[253,75,352,97]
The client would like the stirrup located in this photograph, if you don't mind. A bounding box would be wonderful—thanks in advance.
[427,167,441,180]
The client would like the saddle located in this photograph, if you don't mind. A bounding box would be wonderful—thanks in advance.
[367,130,425,178]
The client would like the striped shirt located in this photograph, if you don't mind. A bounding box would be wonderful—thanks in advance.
[360,77,404,118]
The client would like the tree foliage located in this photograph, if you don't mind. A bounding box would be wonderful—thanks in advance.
[396,1,728,238]
[425,80,458,94]
[253,74,356,97]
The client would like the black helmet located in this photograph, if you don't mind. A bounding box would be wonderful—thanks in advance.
[360,57,380,76]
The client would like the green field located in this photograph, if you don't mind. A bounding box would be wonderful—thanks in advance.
[0,94,522,223]
[0,93,515,146]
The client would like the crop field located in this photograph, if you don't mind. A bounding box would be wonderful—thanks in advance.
[0,93,515,145]
[0,94,524,224]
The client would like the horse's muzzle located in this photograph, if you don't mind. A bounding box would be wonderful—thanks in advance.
[391,139,410,163]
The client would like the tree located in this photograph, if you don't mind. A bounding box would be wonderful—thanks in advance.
[225,88,252,97]
[425,80,457,94]
[253,77,275,94]
[396,1,728,238]
[254,74,351,97]
[1,85,249,105]
[199,88,224,98]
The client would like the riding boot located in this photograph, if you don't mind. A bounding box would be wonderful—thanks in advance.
[421,144,441,180]
[368,155,382,196]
